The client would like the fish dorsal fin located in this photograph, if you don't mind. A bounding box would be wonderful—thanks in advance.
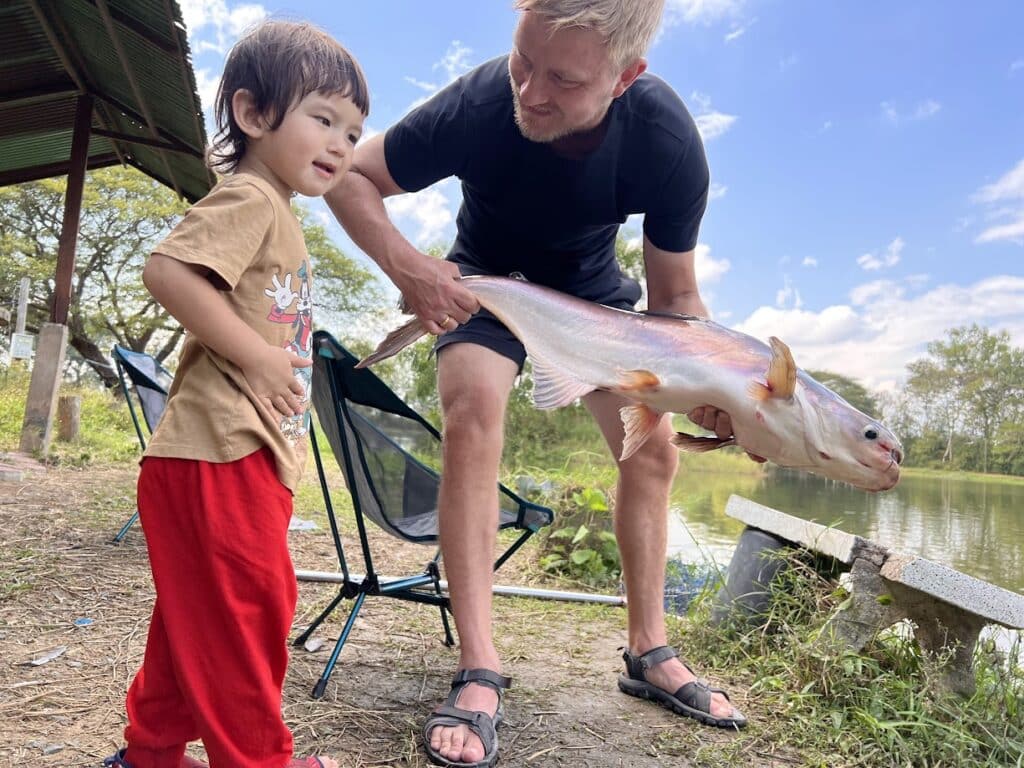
[670,431,737,453]
[531,356,594,410]
[756,336,797,400]
[619,403,664,461]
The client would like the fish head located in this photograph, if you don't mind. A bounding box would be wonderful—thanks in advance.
[795,374,903,492]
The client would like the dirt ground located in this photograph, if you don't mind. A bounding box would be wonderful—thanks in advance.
[0,462,792,768]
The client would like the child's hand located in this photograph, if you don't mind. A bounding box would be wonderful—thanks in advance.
[242,344,313,417]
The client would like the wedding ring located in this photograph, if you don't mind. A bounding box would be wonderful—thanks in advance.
[439,314,452,327]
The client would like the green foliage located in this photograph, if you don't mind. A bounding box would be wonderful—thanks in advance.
[0,168,384,386]
[0,364,139,464]
[673,550,1024,767]
[902,324,1024,475]
[537,484,622,587]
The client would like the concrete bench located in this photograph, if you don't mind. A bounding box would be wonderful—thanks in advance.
[713,495,1024,695]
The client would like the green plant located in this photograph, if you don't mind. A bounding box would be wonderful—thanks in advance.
[537,485,622,587]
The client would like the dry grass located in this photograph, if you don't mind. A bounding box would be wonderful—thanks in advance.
[0,462,781,768]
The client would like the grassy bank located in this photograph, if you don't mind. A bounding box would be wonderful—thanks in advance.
[3,368,1023,766]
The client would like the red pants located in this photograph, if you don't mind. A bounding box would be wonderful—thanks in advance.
[123,447,297,768]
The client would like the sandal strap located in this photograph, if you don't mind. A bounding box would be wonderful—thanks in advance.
[673,678,732,715]
[424,705,498,756]
[451,668,512,692]
[622,645,685,680]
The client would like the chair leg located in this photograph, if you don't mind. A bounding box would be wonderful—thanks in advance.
[312,591,367,699]
[426,561,455,647]
[111,511,140,543]
[294,589,348,647]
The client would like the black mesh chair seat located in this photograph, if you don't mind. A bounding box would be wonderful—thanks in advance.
[111,345,174,542]
[298,330,554,698]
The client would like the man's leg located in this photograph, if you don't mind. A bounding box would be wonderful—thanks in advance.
[583,391,739,720]
[429,342,519,763]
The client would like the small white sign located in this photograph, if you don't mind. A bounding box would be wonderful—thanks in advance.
[10,332,34,360]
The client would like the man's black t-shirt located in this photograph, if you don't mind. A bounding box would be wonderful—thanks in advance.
[384,55,709,300]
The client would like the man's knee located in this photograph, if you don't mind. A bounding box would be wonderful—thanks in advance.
[620,434,678,485]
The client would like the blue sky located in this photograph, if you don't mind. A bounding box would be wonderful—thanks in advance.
[179,0,1024,390]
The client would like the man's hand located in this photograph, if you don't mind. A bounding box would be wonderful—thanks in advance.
[241,344,312,417]
[687,405,767,463]
[395,255,479,335]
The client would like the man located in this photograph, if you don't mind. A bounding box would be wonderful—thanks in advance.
[327,2,747,765]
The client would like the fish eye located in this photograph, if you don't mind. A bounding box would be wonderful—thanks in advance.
[864,427,879,440]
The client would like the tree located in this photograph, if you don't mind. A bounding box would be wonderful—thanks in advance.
[904,324,1024,473]
[0,167,383,387]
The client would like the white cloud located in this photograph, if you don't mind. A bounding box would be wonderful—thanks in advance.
[775,276,802,309]
[734,276,1024,390]
[881,98,942,125]
[385,184,455,247]
[708,182,728,200]
[694,243,730,284]
[973,158,1024,203]
[977,216,1024,244]
[778,54,799,73]
[690,92,737,142]
[664,0,745,26]
[180,0,267,56]
[802,257,818,268]
[1010,59,1024,74]
[406,41,476,110]
[972,158,1024,245]
[857,236,904,271]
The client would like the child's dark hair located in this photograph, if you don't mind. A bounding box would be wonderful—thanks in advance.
[209,20,370,173]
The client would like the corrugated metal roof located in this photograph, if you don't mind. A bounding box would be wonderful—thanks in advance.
[0,0,215,202]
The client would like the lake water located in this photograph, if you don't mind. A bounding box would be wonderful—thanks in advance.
[666,466,1024,595]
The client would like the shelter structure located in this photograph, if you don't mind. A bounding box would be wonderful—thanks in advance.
[1,0,213,452]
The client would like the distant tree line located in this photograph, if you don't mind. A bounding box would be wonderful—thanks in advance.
[3,170,1022,476]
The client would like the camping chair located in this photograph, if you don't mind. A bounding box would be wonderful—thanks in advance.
[298,330,554,698]
[110,345,174,542]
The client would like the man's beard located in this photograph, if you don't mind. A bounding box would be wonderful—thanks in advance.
[510,88,611,144]
[511,92,572,143]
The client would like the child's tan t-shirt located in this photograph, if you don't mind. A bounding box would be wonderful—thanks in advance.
[144,173,314,493]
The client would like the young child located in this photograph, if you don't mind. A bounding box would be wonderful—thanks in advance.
[103,20,368,768]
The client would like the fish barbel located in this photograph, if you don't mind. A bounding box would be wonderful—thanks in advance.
[358,276,903,492]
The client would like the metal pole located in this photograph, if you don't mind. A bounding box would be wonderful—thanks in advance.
[294,568,626,606]
[15,277,29,334]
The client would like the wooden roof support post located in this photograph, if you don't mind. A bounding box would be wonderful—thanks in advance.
[52,94,92,325]
[19,94,92,455]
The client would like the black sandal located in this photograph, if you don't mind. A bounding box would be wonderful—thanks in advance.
[618,646,747,729]
[422,668,511,768]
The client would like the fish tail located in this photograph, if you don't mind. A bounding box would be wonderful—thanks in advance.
[355,317,427,368]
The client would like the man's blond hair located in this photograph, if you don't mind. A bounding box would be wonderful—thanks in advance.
[513,0,665,70]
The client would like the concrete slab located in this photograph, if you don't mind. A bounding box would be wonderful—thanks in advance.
[725,495,889,566]
[882,554,1024,630]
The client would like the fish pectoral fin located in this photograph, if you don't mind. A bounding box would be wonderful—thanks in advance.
[356,317,427,368]
[670,431,737,453]
[612,369,661,393]
[531,357,595,410]
[619,403,664,462]
[750,336,797,400]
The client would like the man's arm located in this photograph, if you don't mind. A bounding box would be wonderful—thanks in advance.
[643,236,765,460]
[143,254,309,417]
[324,134,478,334]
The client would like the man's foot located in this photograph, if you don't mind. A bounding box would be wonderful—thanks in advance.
[619,646,747,728]
[423,668,510,767]
[429,681,498,763]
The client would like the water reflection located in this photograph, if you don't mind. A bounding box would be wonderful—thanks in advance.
[668,467,1024,595]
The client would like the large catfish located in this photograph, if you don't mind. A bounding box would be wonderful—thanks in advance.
[358,276,903,492]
